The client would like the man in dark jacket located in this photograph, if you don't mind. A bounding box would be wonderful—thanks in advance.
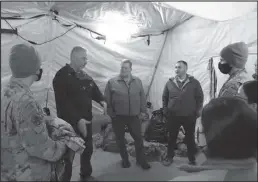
[104,59,151,170]
[162,60,204,166]
[53,46,107,181]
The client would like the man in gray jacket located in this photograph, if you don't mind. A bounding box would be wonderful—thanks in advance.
[162,60,204,166]
[104,59,151,170]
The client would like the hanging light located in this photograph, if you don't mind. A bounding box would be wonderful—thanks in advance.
[98,11,139,42]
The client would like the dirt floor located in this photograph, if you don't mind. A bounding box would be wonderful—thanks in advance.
[70,114,190,181]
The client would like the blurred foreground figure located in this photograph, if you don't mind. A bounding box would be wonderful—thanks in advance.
[53,46,107,181]
[104,59,151,170]
[1,44,84,181]
[252,61,257,80]
[218,42,252,98]
[172,97,257,181]
[162,60,204,166]
[238,80,257,111]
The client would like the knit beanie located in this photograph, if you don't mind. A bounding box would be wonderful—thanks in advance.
[9,44,41,78]
[220,42,248,69]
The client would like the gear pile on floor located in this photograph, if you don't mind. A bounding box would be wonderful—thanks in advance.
[92,122,188,162]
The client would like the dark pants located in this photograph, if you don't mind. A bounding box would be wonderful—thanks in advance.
[60,149,75,181]
[64,123,93,181]
[167,114,197,161]
[80,123,93,178]
[112,116,146,163]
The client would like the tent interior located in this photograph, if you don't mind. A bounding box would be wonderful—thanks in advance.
[1,2,257,180]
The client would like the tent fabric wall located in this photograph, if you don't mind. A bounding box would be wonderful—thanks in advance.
[48,20,167,115]
[50,2,192,36]
[1,16,56,107]
[149,10,257,110]
[1,16,167,116]
[1,2,190,116]
[1,2,257,114]
[160,2,257,21]
[1,2,192,35]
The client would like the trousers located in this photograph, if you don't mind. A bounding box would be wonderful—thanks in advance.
[112,116,146,163]
[166,114,197,161]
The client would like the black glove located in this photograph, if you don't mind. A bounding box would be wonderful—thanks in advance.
[43,107,51,116]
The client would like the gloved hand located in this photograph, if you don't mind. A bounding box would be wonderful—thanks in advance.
[43,107,51,116]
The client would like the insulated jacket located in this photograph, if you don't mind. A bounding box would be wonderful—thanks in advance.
[218,69,252,98]
[53,64,104,130]
[104,75,147,117]
[1,78,67,181]
[162,75,204,117]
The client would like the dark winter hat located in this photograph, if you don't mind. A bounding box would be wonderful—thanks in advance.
[220,42,248,69]
[9,44,41,78]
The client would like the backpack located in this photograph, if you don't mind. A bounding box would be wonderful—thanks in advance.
[100,123,127,153]
[144,109,168,144]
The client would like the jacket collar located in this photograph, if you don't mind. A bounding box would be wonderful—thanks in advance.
[66,64,76,75]
[9,77,32,94]
[170,74,193,81]
[228,68,247,80]
[116,74,136,81]
[169,74,193,89]
[66,64,92,80]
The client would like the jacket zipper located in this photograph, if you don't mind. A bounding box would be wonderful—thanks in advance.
[123,80,131,116]
[127,82,131,116]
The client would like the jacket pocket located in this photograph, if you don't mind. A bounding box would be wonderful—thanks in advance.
[168,98,177,110]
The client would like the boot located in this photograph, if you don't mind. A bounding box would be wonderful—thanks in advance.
[121,159,131,168]
[162,156,173,166]
[136,161,151,170]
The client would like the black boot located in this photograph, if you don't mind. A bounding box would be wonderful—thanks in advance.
[136,161,151,170]
[188,160,197,165]
[162,156,173,166]
[121,159,131,168]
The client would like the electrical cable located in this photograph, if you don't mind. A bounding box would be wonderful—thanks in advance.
[15,15,47,28]
[4,19,76,45]
[3,12,170,45]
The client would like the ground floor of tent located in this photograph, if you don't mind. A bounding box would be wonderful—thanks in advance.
[71,150,190,181]
[70,115,189,181]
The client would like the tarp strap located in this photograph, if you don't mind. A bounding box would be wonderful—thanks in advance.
[1,14,47,20]
[207,57,217,99]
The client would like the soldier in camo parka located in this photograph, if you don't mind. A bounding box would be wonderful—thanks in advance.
[1,44,76,181]
[218,42,252,98]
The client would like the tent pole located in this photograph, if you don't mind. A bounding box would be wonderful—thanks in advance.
[146,31,169,99]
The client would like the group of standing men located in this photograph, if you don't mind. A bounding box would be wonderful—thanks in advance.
[1,41,253,181]
[53,41,252,179]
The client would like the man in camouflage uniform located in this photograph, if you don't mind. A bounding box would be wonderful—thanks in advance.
[1,44,72,181]
[218,42,252,98]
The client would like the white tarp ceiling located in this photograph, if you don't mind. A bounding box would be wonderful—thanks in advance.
[160,2,257,21]
[1,2,257,115]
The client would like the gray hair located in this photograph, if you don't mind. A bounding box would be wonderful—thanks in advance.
[70,46,86,61]
[122,59,132,68]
